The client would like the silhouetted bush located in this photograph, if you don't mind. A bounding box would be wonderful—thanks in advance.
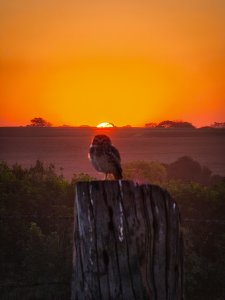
[123,156,223,186]
[166,156,222,185]
[0,161,95,299]
[123,160,167,183]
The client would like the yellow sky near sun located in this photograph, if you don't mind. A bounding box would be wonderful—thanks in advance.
[0,0,225,126]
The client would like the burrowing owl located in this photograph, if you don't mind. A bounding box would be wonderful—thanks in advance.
[88,135,123,180]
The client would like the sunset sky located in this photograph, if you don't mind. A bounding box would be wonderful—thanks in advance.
[0,0,225,127]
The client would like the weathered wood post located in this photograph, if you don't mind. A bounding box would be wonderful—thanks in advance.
[71,181,183,300]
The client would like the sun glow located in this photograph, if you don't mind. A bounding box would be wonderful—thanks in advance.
[0,1,225,127]
[96,122,114,128]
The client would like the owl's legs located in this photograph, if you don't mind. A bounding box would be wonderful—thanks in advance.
[105,173,108,180]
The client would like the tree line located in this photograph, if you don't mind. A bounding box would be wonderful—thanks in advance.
[25,117,225,128]
[145,120,225,129]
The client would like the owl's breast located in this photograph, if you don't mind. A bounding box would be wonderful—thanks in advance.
[89,145,114,173]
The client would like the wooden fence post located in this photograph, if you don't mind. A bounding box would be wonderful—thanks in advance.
[71,180,183,300]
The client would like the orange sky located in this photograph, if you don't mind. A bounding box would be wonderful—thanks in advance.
[0,0,225,127]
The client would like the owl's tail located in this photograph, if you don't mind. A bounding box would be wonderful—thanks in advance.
[114,165,123,180]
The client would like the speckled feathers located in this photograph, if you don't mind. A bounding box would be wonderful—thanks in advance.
[89,135,123,180]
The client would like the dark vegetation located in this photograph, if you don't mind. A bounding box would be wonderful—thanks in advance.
[0,158,225,299]
[145,120,225,129]
[145,120,195,128]
[26,117,52,127]
[24,117,225,128]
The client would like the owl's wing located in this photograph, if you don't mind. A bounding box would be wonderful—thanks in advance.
[108,145,121,163]
[107,145,122,179]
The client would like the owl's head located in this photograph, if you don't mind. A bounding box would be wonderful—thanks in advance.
[92,135,112,146]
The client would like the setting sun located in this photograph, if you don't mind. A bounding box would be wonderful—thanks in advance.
[96,122,114,128]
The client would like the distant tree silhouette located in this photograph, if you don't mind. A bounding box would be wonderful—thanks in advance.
[122,124,132,128]
[144,120,195,128]
[145,122,157,128]
[211,122,225,128]
[27,117,52,127]
[156,120,195,128]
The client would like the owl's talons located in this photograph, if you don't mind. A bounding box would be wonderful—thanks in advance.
[104,173,108,180]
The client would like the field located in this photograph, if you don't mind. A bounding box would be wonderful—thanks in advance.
[1,127,225,178]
